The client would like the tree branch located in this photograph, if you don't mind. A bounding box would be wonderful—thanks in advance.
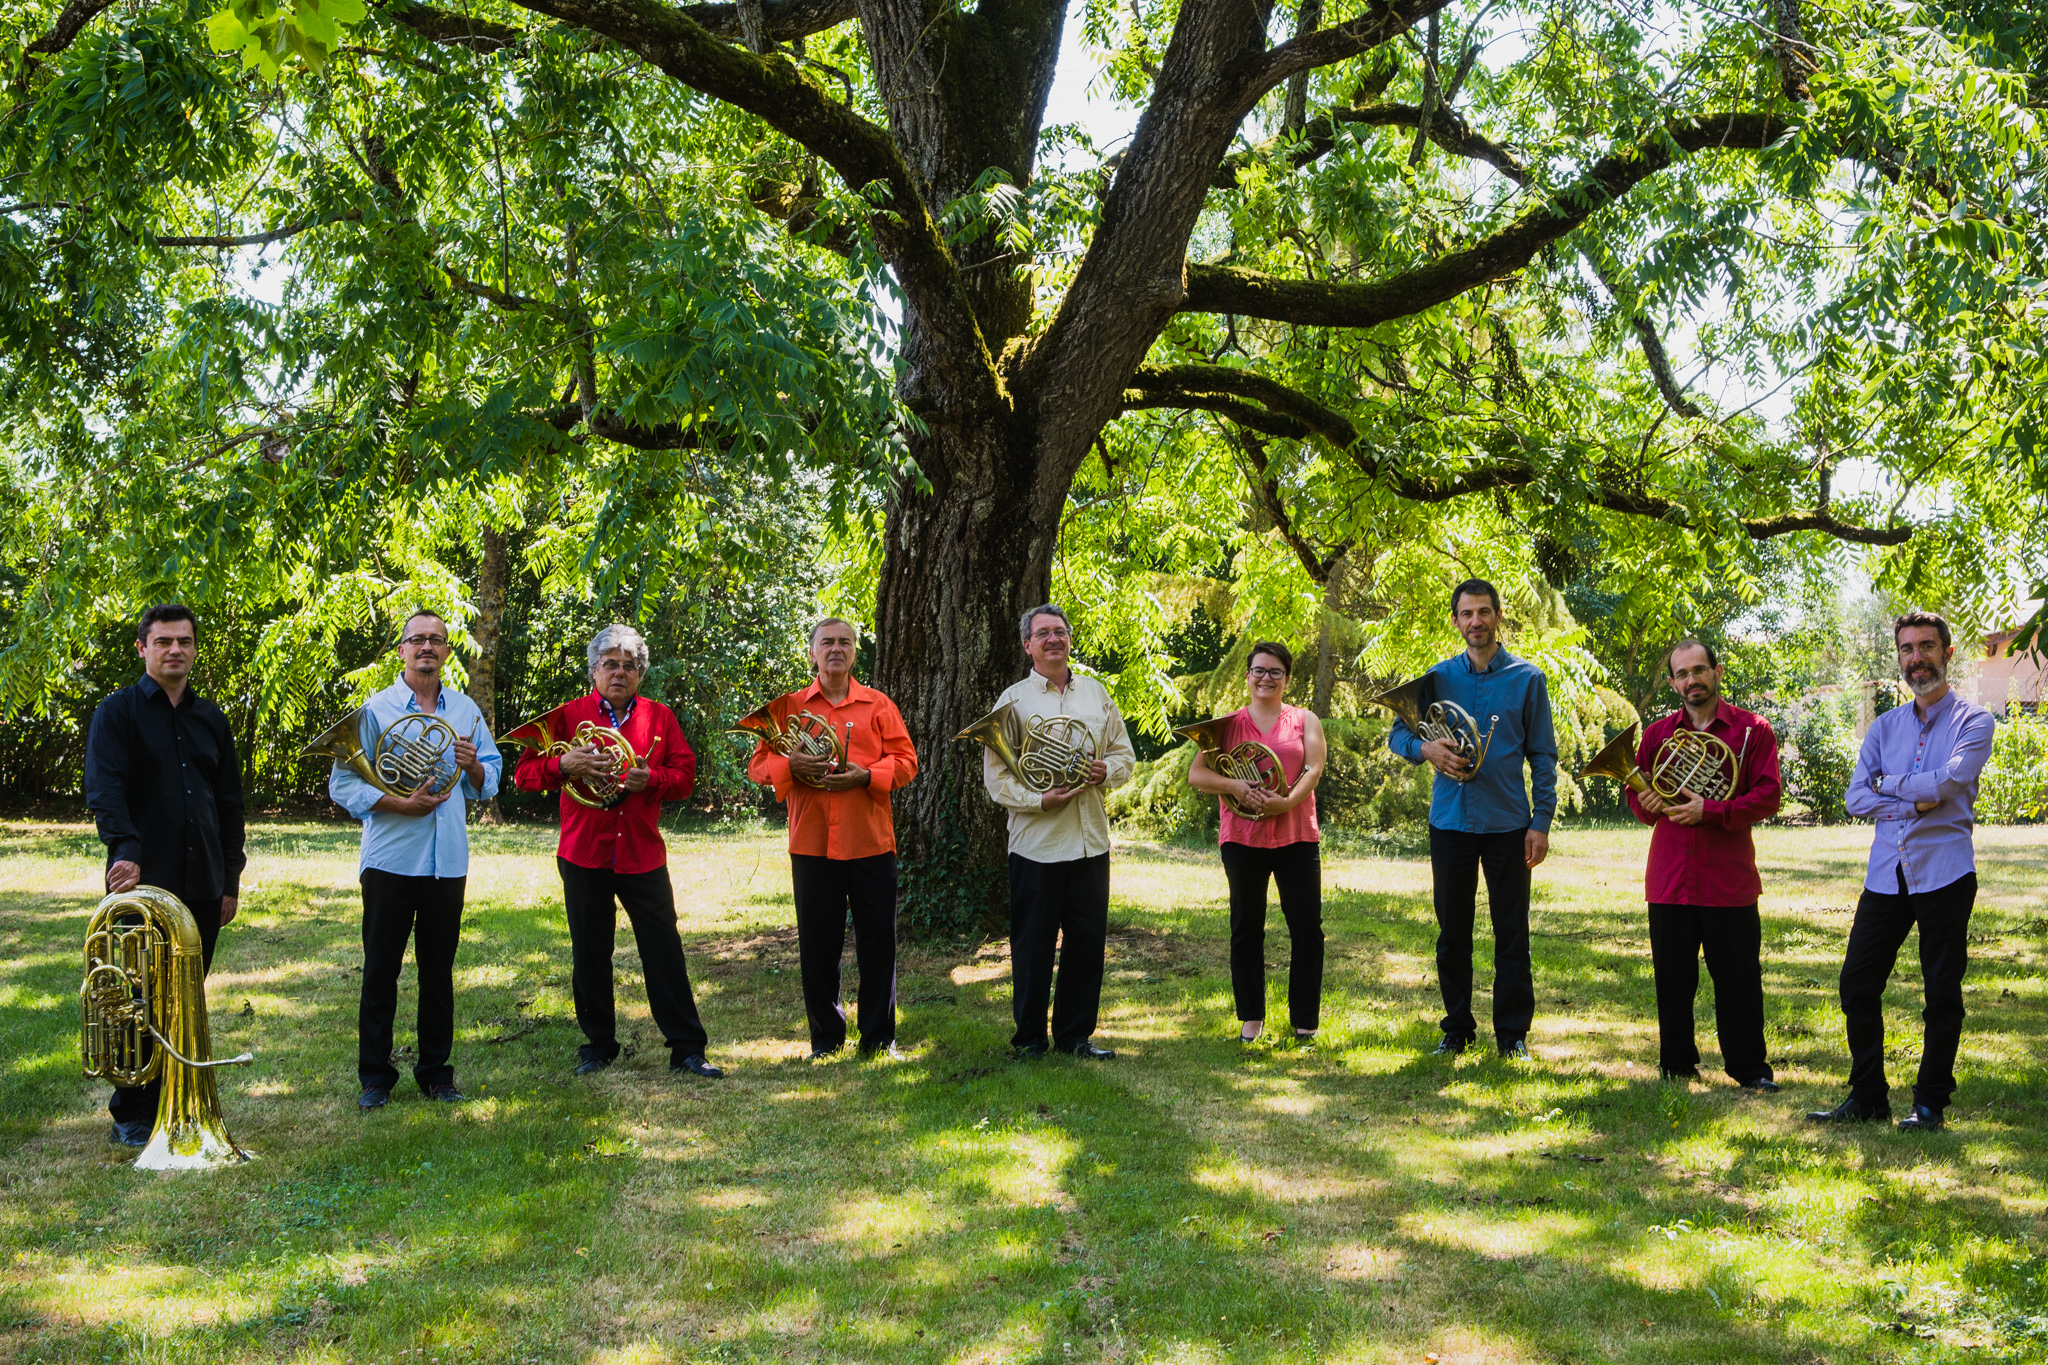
[375,0,525,50]
[153,211,363,249]
[1229,425,1349,583]
[1185,113,1788,329]
[441,262,568,315]
[501,0,1000,416]
[23,0,117,58]
[1580,246,1704,419]
[1215,100,1528,189]
[1122,363,1912,545]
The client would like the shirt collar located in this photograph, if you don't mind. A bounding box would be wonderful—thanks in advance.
[594,690,637,728]
[797,678,869,706]
[1679,699,1739,731]
[1911,687,1959,726]
[1029,668,1076,692]
[137,673,193,707]
[1456,647,1515,675]
[387,678,443,713]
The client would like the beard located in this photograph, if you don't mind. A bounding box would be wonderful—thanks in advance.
[1904,661,1947,697]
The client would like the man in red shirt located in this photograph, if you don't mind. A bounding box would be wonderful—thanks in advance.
[1626,639,1782,1090]
[513,624,723,1079]
[747,618,918,1059]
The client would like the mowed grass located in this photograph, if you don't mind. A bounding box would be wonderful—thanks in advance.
[3,818,2047,1365]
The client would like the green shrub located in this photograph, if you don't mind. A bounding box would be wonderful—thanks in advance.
[1107,714,1432,839]
[1980,712,2048,824]
[1789,703,1856,824]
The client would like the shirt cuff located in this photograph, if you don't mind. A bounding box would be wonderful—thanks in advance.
[109,838,143,865]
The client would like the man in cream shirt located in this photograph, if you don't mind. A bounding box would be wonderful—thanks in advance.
[982,604,1136,1059]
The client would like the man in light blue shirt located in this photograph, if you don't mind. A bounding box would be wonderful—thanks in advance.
[328,610,500,1111]
[1809,611,1995,1132]
[1388,578,1558,1061]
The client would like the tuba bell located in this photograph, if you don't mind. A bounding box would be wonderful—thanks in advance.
[956,700,1097,792]
[1367,674,1498,782]
[728,702,849,788]
[302,704,466,797]
[1174,715,1285,819]
[501,705,662,808]
[80,886,253,1170]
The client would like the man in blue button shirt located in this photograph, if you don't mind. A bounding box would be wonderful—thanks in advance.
[1810,611,1995,1132]
[1388,578,1557,1060]
[327,610,501,1111]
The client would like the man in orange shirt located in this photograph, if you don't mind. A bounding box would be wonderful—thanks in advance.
[748,618,919,1059]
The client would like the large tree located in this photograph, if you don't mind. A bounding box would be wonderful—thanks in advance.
[3,0,2041,921]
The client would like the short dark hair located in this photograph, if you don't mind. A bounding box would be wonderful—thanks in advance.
[1665,638,1719,674]
[137,604,197,643]
[1020,603,1070,642]
[1247,641,1294,676]
[401,610,447,638]
[1894,611,1952,650]
[1450,578,1500,615]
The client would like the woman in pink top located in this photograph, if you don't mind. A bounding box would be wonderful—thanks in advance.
[1187,642,1328,1042]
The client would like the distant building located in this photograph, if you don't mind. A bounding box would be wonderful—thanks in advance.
[1974,627,2043,715]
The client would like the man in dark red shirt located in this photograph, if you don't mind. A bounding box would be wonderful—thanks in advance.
[1625,638,1782,1090]
[512,624,723,1080]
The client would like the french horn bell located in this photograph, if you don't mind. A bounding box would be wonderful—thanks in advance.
[301,705,465,797]
[955,700,1097,793]
[80,886,253,1170]
[501,705,661,809]
[1366,674,1498,782]
[729,703,849,787]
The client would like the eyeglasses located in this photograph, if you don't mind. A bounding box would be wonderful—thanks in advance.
[1248,667,1287,680]
[1031,627,1071,641]
[596,659,644,674]
[1670,665,1716,682]
[400,634,449,649]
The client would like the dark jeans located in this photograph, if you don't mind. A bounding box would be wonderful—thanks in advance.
[1841,869,1975,1111]
[359,870,465,1093]
[1428,825,1534,1046]
[1221,841,1324,1032]
[1008,853,1109,1050]
[559,859,709,1063]
[1647,902,1771,1084]
[791,852,898,1053]
[109,894,223,1127]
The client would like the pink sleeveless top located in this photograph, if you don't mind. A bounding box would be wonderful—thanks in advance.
[1217,705,1320,848]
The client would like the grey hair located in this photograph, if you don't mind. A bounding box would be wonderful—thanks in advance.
[587,623,650,674]
[809,616,861,646]
[1019,603,1070,642]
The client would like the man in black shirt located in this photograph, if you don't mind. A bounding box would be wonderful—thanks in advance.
[83,604,247,1146]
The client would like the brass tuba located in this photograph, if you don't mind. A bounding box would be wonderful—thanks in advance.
[80,887,253,1170]
[728,703,849,788]
[501,706,662,808]
[302,705,466,797]
[1367,674,1498,782]
[956,701,1098,793]
[1581,722,1747,802]
[1175,715,1286,819]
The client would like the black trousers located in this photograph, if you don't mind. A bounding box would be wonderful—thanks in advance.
[1428,825,1534,1046]
[1221,841,1324,1032]
[1841,869,1975,1111]
[1647,902,1771,1084]
[109,894,223,1127]
[559,859,709,1063]
[791,852,898,1052]
[359,870,465,1093]
[1008,853,1109,1050]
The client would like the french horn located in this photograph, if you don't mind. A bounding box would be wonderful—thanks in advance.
[956,700,1098,793]
[301,705,466,797]
[729,703,850,788]
[1581,723,1747,802]
[80,886,253,1170]
[501,706,662,808]
[1367,674,1498,782]
[1174,715,1285,819]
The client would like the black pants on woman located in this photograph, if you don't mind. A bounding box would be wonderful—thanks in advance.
[559,858,709,1065]
[1841,870,1975,1112]
[790,852,898,1053]
[1220,841,1323,1032]
[1428,825,1534,1047]
[1647,902,1771,1084]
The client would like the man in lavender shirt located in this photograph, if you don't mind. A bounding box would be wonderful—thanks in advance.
[1809,611,1996,1132]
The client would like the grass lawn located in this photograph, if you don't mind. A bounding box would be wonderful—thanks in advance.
[3,817,2046,1364]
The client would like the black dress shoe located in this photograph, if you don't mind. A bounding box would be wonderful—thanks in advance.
[1898,1104,1945,1131]
[807,1044,843,1061]
[1806,1095,1890,1123]
[673,1054,724,1079]
[1061,1041,1115,1060]
[357,1087,390,1111]
[573,1057,612,1076]
[1498,1039,1531,1062]
[1739,1078,1781,1094]
[427,1084,466,1104]
[109,1119,150,1147]
[1431,1036,1469,1056]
